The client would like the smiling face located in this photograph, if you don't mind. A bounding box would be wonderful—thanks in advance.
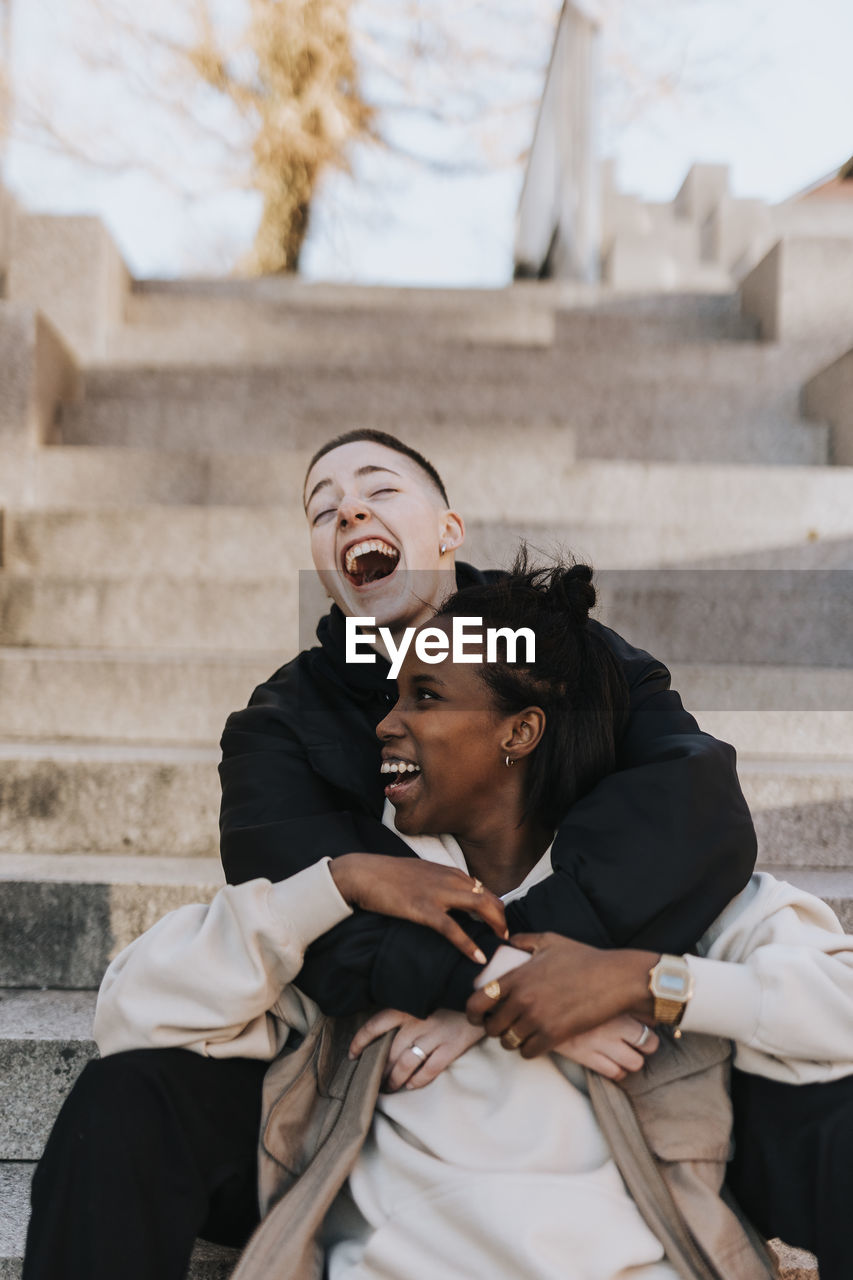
[304,441,464,635]
[375,623,523,839]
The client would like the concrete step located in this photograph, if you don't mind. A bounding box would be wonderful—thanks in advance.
[0,427,579,515]
[0,576,299,651]
[0,1163,819,1280]
[594,569,852,669]
[0,742,221,857]
[2,650,851,748]
[0,854,222,987]
[110,295,765,368]
[59,364,827,464]
[1,736,850,863]
[702,712,853,762]
[0,445,313,508]
[128,276,562,314]
[1,569,849,664]
[1,508,309,579]
[0,648,281,743]
[0,304,78,452]
[107,319,828,397]
[466,522,853,573]
[667,664,853,714]
[671,664,853,764]
[574,290,760,341]
[0,1162,240,1277]
[113,296,558,363]
[124,281,760,342]
[749,762,853,870]
[0,990,97,1159]
[2,452,852,530]
[4,508,853,579]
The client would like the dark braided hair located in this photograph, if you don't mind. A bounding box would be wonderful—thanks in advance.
[435,549,629,830]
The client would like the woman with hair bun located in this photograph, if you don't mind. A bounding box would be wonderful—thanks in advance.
[70,556,853,1280]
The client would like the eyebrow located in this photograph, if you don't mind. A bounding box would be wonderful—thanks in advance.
[304,465,402,510]
[408,670,448,687]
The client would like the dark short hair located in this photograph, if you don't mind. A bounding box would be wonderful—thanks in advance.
[436,549,630,831]
[305,430,450,505]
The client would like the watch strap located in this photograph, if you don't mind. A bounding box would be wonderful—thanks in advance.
[651,995,688,1025]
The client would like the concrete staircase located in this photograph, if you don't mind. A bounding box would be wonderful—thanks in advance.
[3,210,852,1278]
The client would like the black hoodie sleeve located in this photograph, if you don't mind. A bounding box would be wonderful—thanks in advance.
[219,626,757,1017]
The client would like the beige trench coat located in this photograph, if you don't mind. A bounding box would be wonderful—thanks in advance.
[230,1016,779,1280]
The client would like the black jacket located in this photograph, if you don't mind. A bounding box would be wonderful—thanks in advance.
[219,564,757,1018]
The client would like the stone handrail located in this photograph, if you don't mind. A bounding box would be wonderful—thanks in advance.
[514,0,601,281]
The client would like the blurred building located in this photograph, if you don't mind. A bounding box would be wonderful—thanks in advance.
[515,2,853,291]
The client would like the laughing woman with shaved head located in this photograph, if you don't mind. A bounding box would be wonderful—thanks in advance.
[24,432,762,1278]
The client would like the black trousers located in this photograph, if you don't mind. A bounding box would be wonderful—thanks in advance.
[729,1067,853,1280]
[23,1049,267,1280]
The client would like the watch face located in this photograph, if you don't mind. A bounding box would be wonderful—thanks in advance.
[656,970,688,997]
[651,957,692,1001]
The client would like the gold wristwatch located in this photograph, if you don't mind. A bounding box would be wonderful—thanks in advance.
[648,954,695,1039]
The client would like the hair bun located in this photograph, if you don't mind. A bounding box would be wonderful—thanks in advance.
[552,563,596,624]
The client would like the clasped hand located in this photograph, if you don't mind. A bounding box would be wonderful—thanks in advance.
[332,858,659,1086]
[466,932,658,1060]
[330,852,508,964]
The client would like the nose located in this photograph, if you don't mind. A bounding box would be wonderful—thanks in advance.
[337,494,370,529]
[376,700,404,743]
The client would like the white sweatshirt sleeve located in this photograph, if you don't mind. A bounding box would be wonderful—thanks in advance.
[678,873,853,1083]
[94,859,353,1061]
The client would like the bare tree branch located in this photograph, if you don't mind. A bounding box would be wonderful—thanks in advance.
[6,0,761,274]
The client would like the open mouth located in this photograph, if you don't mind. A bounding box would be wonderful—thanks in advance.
[342,538,400,587]
[381,757,422,800]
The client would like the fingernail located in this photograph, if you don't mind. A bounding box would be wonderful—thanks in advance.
[474,948,487,965]
[503,930,510,940]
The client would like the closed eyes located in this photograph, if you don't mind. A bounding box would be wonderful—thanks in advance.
[310,488,399,525]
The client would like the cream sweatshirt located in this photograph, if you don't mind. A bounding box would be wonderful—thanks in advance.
[95,838,853,1083]
[94,841,853,1280]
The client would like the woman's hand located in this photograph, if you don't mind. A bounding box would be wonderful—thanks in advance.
[554,1015,659,1082]
[466,932,658,1057]
[349,1007,485,1092]
[330,853,508,965]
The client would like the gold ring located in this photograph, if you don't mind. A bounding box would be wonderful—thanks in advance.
[483,980,502,1001]
[502,1028,523,1050]
[471,878,485,895]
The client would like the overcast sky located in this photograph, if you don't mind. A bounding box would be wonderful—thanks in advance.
[6,0,853,284]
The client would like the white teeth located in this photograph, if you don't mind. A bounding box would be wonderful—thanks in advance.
[344,539,399,574]
[381,761,421,775]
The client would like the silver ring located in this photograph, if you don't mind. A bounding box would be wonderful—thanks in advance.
[634,1024,651,1049]
[409,1044,427,1061]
